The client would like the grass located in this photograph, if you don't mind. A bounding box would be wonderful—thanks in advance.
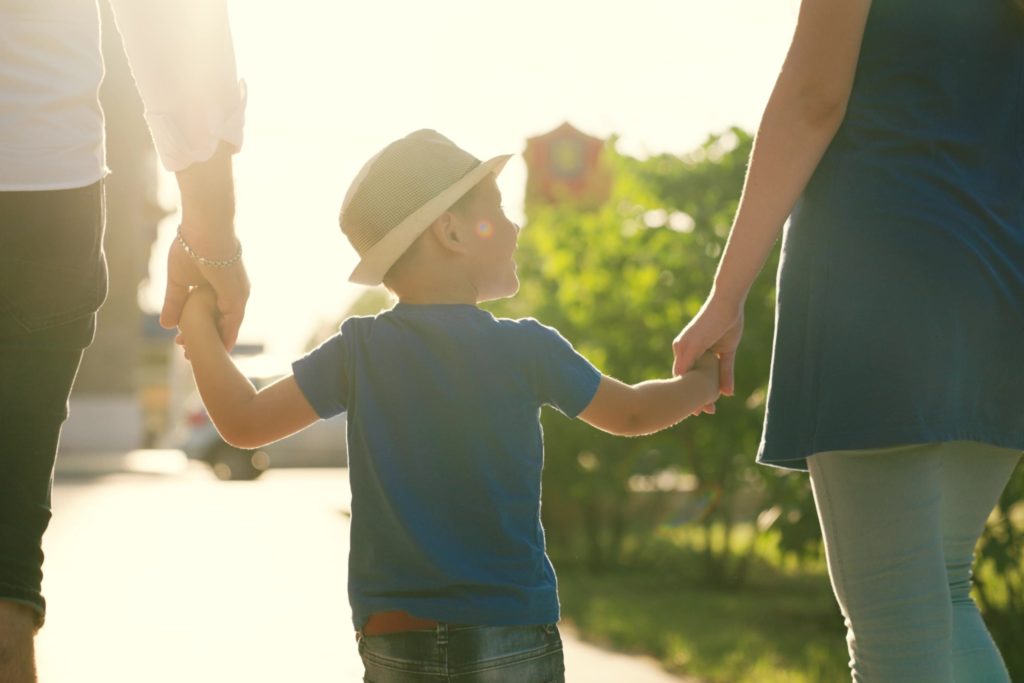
[553,505,1024,682]
[556,566,849,683]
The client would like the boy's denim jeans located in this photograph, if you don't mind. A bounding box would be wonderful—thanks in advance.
[0,182,107,626]
[808,441,1022,682]
[358,623,565,682]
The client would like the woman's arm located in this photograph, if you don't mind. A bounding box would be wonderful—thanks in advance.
[672,0,873,391]
[578,354,720,437]
[178,289,320,449]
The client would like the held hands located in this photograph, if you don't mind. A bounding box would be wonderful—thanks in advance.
[686,351,723,416]
[178,285,219,328]
[693,351,721,380]
[162,235,249,350]
[673,294,745,404]
[159,143,250,351]
[176,285,220,359]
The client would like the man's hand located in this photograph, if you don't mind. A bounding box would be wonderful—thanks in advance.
[160,142,249,350]
[162,238,249,350]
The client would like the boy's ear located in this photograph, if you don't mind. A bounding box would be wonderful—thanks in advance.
[429,212,469,254]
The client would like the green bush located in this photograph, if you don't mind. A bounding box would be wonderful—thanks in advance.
[488,129,1023,678]
[975,461,1024,677]
[490,130,820,582]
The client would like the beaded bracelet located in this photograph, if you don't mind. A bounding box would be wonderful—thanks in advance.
[176,226,242,268]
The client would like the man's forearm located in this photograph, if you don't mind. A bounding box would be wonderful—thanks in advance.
[175,142,237,251]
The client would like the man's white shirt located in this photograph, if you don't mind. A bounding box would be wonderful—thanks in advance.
[0,0,245,191]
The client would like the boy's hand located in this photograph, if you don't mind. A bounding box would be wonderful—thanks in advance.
[179,286,219,328]
[694,351,719,376]
[176,286,220,356]
[690,352,721,416]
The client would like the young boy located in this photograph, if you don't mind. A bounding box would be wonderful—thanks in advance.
[177,129,719,682]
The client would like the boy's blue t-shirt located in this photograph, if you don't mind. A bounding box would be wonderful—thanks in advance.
[292,303,601,629]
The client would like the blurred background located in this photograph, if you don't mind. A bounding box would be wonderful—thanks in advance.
[43,1,1023,682]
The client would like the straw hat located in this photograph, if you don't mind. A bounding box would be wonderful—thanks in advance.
[341,129,512,285]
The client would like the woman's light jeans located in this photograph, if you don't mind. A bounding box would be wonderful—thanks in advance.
[808,441,1021,682]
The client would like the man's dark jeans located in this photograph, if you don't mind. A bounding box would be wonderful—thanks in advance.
[0,182,107,626]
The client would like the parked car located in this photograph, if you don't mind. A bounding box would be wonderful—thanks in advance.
[178,356,347,481]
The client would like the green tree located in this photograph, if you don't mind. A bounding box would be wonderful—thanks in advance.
[305,288,394,351]
[975,464,1024,678]
[490,128,1022,676]
[490,129,819,582]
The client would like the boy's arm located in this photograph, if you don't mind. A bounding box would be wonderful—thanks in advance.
[178,289,320,449]
[578,354,720,437]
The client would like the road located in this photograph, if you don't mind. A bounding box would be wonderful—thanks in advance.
[35,451,691,683]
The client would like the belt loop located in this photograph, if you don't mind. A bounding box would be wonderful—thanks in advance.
[355,629,364,643]
[436,622,449,647]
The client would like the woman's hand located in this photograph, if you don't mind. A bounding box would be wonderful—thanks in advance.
[673,295,745,398]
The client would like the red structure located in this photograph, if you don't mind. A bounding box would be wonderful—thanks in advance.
[523,122,611,207]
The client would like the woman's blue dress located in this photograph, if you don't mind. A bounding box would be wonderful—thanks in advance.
[758,0,1024,470]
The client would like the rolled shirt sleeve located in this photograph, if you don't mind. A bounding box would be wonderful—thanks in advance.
[107,0,246,172]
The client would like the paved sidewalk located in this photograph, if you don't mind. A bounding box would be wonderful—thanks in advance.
[562,624,696,682]
[36,451,696,682]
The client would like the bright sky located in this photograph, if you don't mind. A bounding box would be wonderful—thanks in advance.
[142,0,800,355]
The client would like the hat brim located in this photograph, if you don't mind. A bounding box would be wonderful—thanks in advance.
[348,153,512,286]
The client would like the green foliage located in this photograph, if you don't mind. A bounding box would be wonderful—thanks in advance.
[557,567,848,683]
[490,129,819,581]
[491,127,1022,679]
[306,288,394,351]
[344,288,395,318]
[975,462,1024,678]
